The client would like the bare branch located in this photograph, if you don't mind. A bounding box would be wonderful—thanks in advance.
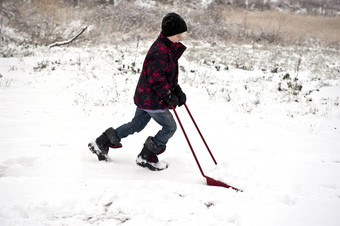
[49,26,87,48]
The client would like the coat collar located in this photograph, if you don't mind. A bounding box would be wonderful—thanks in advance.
[159,33,186,60]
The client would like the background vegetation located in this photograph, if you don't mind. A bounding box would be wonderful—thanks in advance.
[0,0,339,48]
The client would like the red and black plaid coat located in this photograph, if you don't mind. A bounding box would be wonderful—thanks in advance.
[134,33,186,110]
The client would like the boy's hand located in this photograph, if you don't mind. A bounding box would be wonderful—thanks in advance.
[167,94,180,108]
[173,84,186,106]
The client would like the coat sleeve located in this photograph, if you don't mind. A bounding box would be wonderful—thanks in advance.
[146,52,171,101]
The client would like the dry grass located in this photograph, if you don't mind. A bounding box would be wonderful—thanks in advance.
[223,9,340,44]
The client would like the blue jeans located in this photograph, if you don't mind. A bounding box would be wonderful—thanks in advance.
[115,108,177,149]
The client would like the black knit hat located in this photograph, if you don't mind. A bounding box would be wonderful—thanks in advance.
[161,12,187,37]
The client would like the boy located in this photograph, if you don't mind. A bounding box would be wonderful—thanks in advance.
[88,12,187,171]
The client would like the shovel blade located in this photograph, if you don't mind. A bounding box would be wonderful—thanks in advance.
[206,176,243,192]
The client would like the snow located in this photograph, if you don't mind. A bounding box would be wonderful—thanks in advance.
[0,42,340,225]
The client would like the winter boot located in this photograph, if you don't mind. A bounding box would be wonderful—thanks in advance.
[136,136,167,171]
[88,134,110,161]
[105,127,122,149]
[88,127,122,161]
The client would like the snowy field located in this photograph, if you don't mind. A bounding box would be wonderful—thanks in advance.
[0,42,340,225]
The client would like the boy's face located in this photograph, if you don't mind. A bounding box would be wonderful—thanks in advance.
[167,32,185,43]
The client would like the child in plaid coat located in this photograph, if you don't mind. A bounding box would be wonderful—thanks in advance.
[89,13,187,171]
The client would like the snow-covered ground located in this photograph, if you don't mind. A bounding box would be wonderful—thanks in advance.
[0,42,340,225]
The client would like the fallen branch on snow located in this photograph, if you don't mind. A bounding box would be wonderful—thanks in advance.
[49,26,88,48]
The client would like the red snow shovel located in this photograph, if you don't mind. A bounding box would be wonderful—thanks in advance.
[171,104,243,192]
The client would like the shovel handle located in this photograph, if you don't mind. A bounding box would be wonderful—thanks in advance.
[184,104,217,165]
[171,105,207,178]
